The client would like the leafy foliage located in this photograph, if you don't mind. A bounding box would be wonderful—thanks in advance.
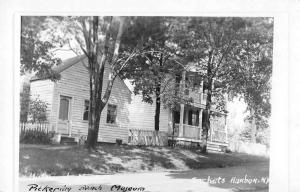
[20,16,273,148]
[169,17,273,150]
[239,121,270,145]
[28,98,48,123]
[44,16,141,148]
[121,17,191,107]
[229,18,273,135]
[21,16,61,81]
[121,17,193,130]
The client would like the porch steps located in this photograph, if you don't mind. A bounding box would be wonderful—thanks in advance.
[207,145,222,152]
[60,136,78,145]
[207,141,228,152]
[168,137,228,152]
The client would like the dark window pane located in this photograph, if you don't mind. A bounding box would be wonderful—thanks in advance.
[188,110,193,125]
[83,111,89,120]
[106,104,117,124]
[196,110,199,126]
[192,113,197,126]
[174,111,180,124]
[83,100,89,120]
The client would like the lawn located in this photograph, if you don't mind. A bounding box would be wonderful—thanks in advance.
[19,143,269,177]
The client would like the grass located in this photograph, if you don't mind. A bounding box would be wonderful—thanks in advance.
[19,143,269,177]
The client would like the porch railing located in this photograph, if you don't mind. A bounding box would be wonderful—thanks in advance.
[171,123,227,143]
[183,124,201,139]
[171,123,201,140]
[185,88,207,106]
[210,130,227,143]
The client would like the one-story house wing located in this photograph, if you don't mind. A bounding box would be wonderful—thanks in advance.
[30,56,132,144]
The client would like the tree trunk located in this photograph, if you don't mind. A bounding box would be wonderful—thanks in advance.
[201,89,212,153]
[201,110,209,153]
[201,50,213,153]
[84,16,124,150]
[154,53,163,131]
[154,83,161,131]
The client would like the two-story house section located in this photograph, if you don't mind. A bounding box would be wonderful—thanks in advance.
[127,66,229,151]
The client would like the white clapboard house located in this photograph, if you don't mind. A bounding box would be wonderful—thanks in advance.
[30,56,131,144]
[30,56,228,150]
[126,67,229,150]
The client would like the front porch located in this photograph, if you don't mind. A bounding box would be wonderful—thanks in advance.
[171,123,228,143]
[168,104,229,151]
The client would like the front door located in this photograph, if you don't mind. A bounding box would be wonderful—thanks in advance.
[57,95,72,135]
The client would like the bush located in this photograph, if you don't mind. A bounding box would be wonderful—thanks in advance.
[28,98,48,123]
[20,130,51,144]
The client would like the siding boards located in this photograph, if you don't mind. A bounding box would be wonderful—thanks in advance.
[30,57,173,144]
[51,60,131,143]
[30,80,54,124]
[128,94,169,132]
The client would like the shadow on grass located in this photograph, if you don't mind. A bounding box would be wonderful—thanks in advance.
[19,144,269,177]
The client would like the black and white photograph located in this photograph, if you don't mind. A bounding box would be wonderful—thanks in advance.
[17,16,272,192]
[1,0,300,192]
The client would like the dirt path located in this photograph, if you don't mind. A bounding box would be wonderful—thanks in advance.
[19,162,269,192]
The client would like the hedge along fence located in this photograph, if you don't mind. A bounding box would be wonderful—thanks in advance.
[128,129,168,146]
[19,122,54,144]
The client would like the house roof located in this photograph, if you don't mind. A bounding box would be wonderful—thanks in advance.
[30,55,132,93]
[53,55,86,73]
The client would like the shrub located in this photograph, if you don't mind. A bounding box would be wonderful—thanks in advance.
[28,98,48,123]
[20,129,51,144]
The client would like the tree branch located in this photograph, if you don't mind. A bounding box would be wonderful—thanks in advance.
[101,17,125,107]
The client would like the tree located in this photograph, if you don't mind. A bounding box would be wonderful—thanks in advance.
[50,16,140,150]
[121,17,185,131]
[172,17,264,153]
[21,16,61,81]
[229,18,273,143]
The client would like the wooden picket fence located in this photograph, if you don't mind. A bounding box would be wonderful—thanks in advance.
[128,129,168,146]
[19,122,52,134]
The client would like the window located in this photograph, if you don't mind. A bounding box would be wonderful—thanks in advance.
[83,100,89,120]
[191,112,198,126]
[188,110,199,126]
[106,104,117,124]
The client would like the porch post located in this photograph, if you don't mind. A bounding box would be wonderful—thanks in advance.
[178,70,186,138]
[179,104,184,137]
[198,108,203,140]
[199,80,204,104]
